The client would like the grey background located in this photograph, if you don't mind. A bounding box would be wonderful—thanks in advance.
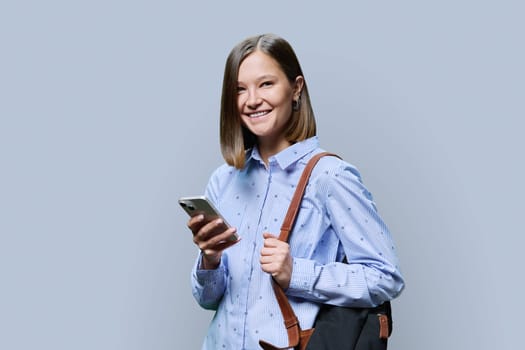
[1,1,523,349]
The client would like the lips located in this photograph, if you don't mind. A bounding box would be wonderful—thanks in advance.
[247,110,271,118]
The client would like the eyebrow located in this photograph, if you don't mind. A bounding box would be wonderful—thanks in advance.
[237,74,278,84]
[257,74,278,81]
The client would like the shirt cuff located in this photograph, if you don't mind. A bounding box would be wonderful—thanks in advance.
[194,254,226,287]
[288,257,317,292]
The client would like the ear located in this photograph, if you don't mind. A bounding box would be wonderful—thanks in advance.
[292,76,304,100]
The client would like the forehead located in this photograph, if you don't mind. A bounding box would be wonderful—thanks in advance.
[238,50,285,80]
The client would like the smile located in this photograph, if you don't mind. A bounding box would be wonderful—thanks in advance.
[248,110,271,118]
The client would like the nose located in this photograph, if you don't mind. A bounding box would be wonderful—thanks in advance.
[245,89,262,109]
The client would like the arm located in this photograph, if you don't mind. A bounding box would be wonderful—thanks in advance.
[287,162,405,307]
[189,165,235,309]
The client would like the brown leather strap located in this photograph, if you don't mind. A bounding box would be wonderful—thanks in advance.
[278,152,340,241]
[260,152,340,350]
[378,314,389,339]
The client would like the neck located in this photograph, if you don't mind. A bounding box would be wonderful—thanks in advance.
[258,137,291,165]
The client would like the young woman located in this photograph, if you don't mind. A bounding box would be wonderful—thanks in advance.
[187,33,404,350]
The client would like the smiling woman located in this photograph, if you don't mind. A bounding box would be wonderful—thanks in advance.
[236,51,304,161]
[219,34,317,170]
[183,33,404,350]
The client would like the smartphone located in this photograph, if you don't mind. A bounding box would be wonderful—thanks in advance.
[178,196,239,242]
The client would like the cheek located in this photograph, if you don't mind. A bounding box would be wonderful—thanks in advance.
[275,94,293,113]
[237,95,244,112]
[272,88,293,106]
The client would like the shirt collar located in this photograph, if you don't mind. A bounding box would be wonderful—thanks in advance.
[247,136,320,170]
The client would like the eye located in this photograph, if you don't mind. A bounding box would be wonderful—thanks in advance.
[260,81,273,87]
[236,86,246,94]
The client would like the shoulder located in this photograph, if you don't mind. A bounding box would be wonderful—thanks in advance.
[207,163,239,190]
[301,153,381,215]
[210,162,237,179]
[209,149,254,180]
[304,153,371,203]
[310,153,363,184]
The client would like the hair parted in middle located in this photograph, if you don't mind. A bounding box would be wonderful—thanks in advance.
[220,33,317,169]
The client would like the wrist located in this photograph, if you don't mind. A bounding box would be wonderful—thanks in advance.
[201,252,221,270]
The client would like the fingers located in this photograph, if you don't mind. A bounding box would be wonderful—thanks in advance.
[187,214,205,234]
[259,234,292,289]
[259,234,290,269]
[260,250,288,269]
[198,227,238,251]
[189,216,226,240]
[261,232,279,249]
[262,232,277,239]
[188,216,238,252]
[261,233,286,253]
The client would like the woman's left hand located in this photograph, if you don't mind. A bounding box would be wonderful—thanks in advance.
[260,232,293,289]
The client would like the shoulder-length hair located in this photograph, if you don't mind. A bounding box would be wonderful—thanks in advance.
[220,33,317,169]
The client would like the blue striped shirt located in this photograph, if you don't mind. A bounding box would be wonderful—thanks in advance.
[191,136,404,349]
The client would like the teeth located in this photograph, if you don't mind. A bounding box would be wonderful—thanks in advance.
[249,111,269,118]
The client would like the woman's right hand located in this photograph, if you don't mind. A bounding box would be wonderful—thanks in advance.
[188,215,238,269]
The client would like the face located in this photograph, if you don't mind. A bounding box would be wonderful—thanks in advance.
[237,50,303,150]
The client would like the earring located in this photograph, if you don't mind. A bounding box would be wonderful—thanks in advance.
[292,96,301,111]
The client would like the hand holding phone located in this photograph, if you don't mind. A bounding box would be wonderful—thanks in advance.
[179,196,239,244]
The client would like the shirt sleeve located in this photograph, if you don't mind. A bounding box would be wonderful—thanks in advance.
[191,251,228,310]
[190,165,231,310]
[287,161,405,307]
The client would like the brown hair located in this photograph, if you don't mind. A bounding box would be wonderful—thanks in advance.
[220,34,317,169]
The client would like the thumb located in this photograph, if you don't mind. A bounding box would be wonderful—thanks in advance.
[262,232,277,239]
